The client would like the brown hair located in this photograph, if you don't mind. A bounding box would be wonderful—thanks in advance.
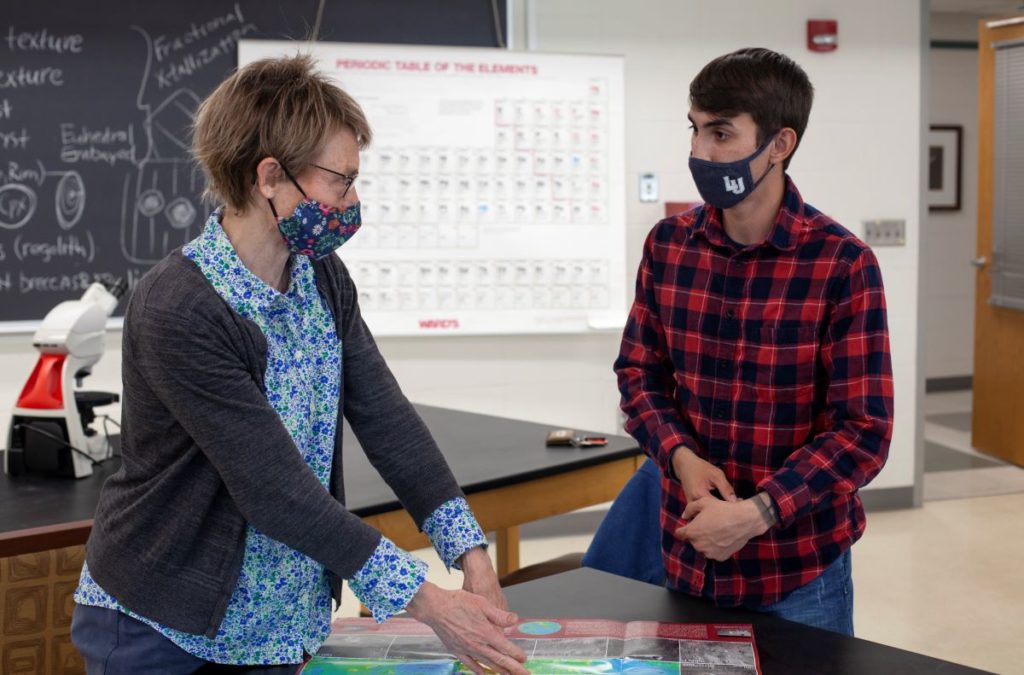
[192,53,372,211]
[689,48,813,169]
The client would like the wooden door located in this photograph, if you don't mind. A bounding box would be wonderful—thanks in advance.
[973,16,1024,466]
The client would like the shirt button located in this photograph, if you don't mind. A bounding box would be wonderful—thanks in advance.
[295,350,304,360]
[725,309,736,319]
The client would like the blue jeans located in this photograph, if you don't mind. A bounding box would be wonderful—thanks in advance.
[582,458,666,586]
[585,458,854,635]
[752,549,855,636]
[71,604,302,674]
[702,549,855,635]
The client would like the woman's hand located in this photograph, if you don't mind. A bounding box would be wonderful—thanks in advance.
[459,546,509,610]
[406,582,529,675]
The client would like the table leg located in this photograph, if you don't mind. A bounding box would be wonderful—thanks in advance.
[496,526,521,577]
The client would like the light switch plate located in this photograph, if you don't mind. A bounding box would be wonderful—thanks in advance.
[862,219,906,246]
[639,173,659,203]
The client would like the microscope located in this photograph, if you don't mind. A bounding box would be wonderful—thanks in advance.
[5,280,126,478]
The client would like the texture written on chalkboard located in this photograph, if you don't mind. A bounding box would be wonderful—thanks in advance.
[0,0,505,324]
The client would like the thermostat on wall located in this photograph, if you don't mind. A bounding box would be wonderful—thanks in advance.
[639,173,659,203]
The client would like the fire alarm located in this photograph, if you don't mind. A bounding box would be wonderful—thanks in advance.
[807,20,838,52]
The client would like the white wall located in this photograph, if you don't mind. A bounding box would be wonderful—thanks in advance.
[1,0,924,496]
[925,13,980,380]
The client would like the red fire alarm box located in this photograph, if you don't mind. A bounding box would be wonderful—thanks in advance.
[807,20,838,52]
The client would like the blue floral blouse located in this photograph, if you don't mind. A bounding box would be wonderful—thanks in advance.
[75,211,486,664]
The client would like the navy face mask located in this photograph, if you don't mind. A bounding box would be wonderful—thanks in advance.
[688,134,776,209]
[267,165,361,260]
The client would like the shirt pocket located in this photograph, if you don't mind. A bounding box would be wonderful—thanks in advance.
[745,324,818,405]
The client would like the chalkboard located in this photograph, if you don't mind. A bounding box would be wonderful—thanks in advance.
[0,0,506,328]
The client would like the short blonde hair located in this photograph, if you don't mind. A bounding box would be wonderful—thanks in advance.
[192,53,372,211]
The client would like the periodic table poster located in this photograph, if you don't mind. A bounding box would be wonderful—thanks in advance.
[239,41,626,336]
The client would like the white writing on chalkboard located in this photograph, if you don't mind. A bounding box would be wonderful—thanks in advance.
[0,183,35,229]
[0,128,30,149]
[13,232,93,264]
[0,164,85,231]
[152,4,245,62]
[0,66,64,88]
[59,124,132,146]
[5,26,84,54]
[153,26,256,89]
[60,146,136,165]
[0,99,12,119]
[0,268,143,295]
[59,123,136,166]
[0,161,45,186]
[17,272,100,293]
[135,3,256,90]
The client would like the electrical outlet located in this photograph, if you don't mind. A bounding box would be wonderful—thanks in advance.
[862,219,906,247]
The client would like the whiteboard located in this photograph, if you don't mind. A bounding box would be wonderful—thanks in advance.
[238,41,626,336]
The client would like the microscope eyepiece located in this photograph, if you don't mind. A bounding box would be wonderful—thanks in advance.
[105,278,128,300]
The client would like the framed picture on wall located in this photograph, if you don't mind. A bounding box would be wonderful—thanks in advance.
[928,125,963,211]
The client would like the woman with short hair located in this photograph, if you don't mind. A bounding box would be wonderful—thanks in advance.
[71,54,528,675]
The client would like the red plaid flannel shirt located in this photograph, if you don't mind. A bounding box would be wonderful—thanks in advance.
[615,177,894,607]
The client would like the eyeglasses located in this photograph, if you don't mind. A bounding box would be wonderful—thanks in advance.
[311,163,357,198]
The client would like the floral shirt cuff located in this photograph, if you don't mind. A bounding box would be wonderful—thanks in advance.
[422,497,488,571]
[348,536,429,623]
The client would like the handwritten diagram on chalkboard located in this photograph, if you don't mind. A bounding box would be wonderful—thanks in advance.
[0,165,84,232]
[0,0,509,327]
[121,26,205,264]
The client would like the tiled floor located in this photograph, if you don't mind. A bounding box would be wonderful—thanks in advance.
[924,390,1024,501]
[924,440,1004,472]
[336,391,1024,674]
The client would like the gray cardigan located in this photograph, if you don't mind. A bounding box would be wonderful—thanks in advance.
[85,250,463,638]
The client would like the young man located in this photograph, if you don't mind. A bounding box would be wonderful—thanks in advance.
[613,47,894,635]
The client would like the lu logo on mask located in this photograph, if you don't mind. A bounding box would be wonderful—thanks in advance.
[723,176,746,195]
[689,134,776,209]
[268,164,362,259]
